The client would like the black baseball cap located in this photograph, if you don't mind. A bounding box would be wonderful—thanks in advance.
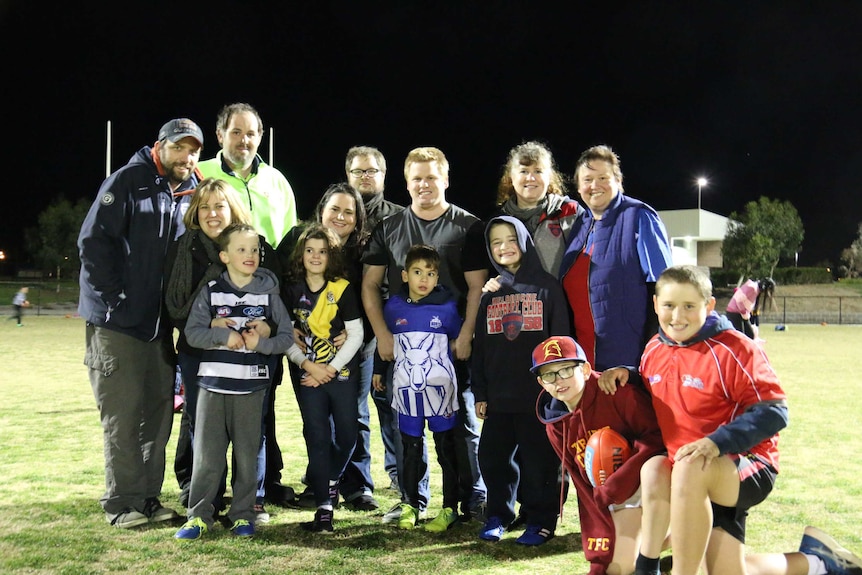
[158,118,204,146]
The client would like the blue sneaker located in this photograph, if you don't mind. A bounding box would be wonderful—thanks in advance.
[516,524,555,546]
[800,526,862,575]
[479,516,505,541]
[174,517,208,540]
[230,519,254,537]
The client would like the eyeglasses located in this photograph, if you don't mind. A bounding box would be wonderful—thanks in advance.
[538,365,580,384]
[349,168,381,177]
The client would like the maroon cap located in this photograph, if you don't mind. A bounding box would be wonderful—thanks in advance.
[530,336,587,373]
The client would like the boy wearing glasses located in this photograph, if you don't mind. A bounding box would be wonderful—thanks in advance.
[532,335,664,574]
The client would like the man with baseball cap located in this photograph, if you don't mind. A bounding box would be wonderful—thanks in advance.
[78,117,204,529]
[158,118,204,146]
[532,335,664,575]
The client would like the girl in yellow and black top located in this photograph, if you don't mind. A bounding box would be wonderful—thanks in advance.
[283,224,364,533]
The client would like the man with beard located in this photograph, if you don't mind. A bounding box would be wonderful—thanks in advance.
[78,118,204,528]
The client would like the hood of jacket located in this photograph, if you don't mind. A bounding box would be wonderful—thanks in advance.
[222,266,281,296]
[485,215,544,286]
[657,310,734,347]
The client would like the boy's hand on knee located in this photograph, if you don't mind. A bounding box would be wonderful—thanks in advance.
[675,437,719,468]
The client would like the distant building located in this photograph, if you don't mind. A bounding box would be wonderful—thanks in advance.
[657,208,731,267]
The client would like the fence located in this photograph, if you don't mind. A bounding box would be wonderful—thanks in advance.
[749,296,862,325]
[5,284,862,325]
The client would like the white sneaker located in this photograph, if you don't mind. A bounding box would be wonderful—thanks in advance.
[800,526,862,575]
[106,508,148,529]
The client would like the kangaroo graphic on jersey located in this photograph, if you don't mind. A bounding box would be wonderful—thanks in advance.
[393,332,457,418]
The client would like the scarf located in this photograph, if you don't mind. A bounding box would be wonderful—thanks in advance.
[503,195,548,235]
[165,230,224,321]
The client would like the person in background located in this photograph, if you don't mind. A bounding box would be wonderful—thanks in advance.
[198,102,297,508]
[345,145,405,500]
[175,223,293,540]
[9,286,29,326]
[362,147,488,524]
[78,118,204,528]
[489,141,581,275]
[726,277,776,341]
[600,264,862,575]
[559,144,673,371]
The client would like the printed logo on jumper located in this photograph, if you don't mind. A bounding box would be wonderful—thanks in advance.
[547,221,562,238]
[486,293,544,337]
[648,374,662,386]
[100,192,115,206]
[299,294,312,306]
[395,318,408,326]
[216,306,232,317]
[326,290,336,304]
[682,374,704,390]
[243,306,264,319]
[250,365,270,378]
[429,315,442,330]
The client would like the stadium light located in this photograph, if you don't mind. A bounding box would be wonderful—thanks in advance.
[696,177,708,211]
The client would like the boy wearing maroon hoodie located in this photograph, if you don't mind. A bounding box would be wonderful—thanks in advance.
[532,336,664,574]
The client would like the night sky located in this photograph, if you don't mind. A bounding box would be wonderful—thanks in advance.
[3,2,860,271]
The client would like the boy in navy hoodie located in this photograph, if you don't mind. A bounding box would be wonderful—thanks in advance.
[471,215,570,546]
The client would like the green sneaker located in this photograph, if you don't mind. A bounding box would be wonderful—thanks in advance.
[175,517,208,540]
[424,507,458,532]
[397,504,418,530]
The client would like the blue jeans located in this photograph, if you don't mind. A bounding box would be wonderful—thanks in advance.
[339,339,376,499]
[294,363,359,507]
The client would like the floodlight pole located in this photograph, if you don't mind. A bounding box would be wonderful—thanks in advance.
[697,177,708,211]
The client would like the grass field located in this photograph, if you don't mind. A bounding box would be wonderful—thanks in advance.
[1,317,860,574]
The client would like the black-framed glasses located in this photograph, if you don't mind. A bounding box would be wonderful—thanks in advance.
[349,168,381,177]
[538,365,579,384]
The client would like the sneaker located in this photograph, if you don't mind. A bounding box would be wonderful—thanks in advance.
[425,507,458,532]
[344,493,380,511]
[799,526,862,575]
[106,508,149,529]
[174,517,208,540]
[516,524,555,546]
[385,478,400,492]
[142,497,178,523]
[254,503,270,524]
[264,483,296,506]
[230,519,254,537]
[397,504,418,530]
[469,501,488,524]
[382,502,427,524]
[300,508,334,533]
[479,516,506,541]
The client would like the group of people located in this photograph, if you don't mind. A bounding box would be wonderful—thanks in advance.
[76,104,861,573]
